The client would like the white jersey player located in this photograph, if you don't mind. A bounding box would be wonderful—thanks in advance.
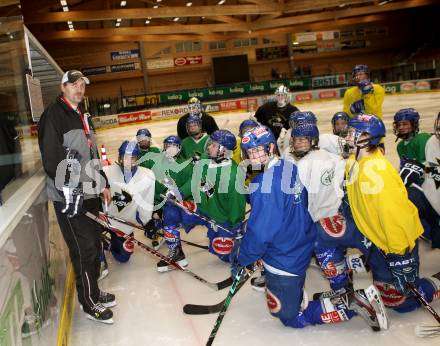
[103,140,155,262]
[285,121,345,222]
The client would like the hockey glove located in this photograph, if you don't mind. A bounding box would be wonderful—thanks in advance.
[358,79,374,95]
[143,219,157,239]
[201,178,215,199]
[349,99,365,115]
[59,148,84,218]
[191,152,202,164]
[385,250,418,296]
[399,159,425,187]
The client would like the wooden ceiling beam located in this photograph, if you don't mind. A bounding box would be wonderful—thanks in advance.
[23,4,282,24]
[284,0,374,13]
[35,12,395,43]
[252,0,438,30]
[35,23,250,41]
[210,15,246,24]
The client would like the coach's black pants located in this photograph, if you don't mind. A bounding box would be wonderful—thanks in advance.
[54,198,102,308]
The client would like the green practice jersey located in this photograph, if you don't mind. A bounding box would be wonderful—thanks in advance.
[139,146,161,170]
[181,134,209,159]
[180,156,246,226]
[397,132,431,163]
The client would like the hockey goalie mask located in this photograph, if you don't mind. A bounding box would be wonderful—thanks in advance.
[188,97,202,117]
[274,85,289,108]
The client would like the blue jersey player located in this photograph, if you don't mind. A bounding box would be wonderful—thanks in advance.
[232,126,388,331]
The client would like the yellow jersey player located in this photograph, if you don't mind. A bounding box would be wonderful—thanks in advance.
[343,65,385,119]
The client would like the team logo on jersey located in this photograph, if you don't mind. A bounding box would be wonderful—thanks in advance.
[320,168,335,186]
[266,289,281,314]
[112,190,133,212]
[323,262,337,277]
[212,237,234,255]
[319,214,346,238]
[320,310,343,324]
[373,281,406,307]
[426,160,440,189]
[292,181,303,204]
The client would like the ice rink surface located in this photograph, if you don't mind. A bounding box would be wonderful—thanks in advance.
[70,92,440,346]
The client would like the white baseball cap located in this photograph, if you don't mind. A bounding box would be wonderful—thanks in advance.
[61,70,90,85]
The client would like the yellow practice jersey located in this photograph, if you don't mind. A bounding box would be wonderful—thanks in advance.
[232,136,242,165]
[345,150,423,255]
[343,83,385,119]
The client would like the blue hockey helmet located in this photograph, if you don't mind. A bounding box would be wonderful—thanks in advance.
[136,128,151,141]
[289,111,317,129]
[241,126,276,152]
[119,140,141,157]
[186,114,203,136]
[331,112,350,125]
[331,112,350,136]
[352,64,369,77]
[239,119,259,137]
[163,135,181,158]
[291,123,320,139]
[207,130,236,162]
[291,123,320,158]
[348,114,385,147]
[393,108,420,138]
[209,130,236,151]
[163,135,182,147]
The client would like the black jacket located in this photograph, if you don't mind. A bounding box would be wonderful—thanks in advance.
[38,96,107,201]
[177,112,219,140]
[255,101,299,139]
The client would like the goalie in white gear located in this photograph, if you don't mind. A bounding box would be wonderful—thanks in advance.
[103,140,155,262]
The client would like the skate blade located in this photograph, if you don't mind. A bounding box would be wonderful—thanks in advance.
[98,269,109,281]
[365,284,389,330]
[157,259,188,273]
[251,285,265,293]
[86,314,114,324]
[101,300,117,308]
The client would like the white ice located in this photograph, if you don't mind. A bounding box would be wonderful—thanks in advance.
[70,92,440,346]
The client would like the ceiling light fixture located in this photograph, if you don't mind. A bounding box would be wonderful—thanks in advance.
[186,2,192,6]
[116,22,121,27]
[60,0,67,6]
[218,0,226,5]
[62,6,69,11]
[120,0,127,6]
[117,18,122,22]
[173,17,180,22]
[145,20,150,24]
[153,5,159,8]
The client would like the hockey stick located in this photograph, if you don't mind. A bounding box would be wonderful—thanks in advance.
[408,284,440,338]
[101,212,209,250]
[86,212,232,291]
[183,267,255,315]
[206,266,252,346]
[161,194,246,235]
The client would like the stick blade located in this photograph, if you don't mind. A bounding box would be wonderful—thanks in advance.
[415,325,440,338]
